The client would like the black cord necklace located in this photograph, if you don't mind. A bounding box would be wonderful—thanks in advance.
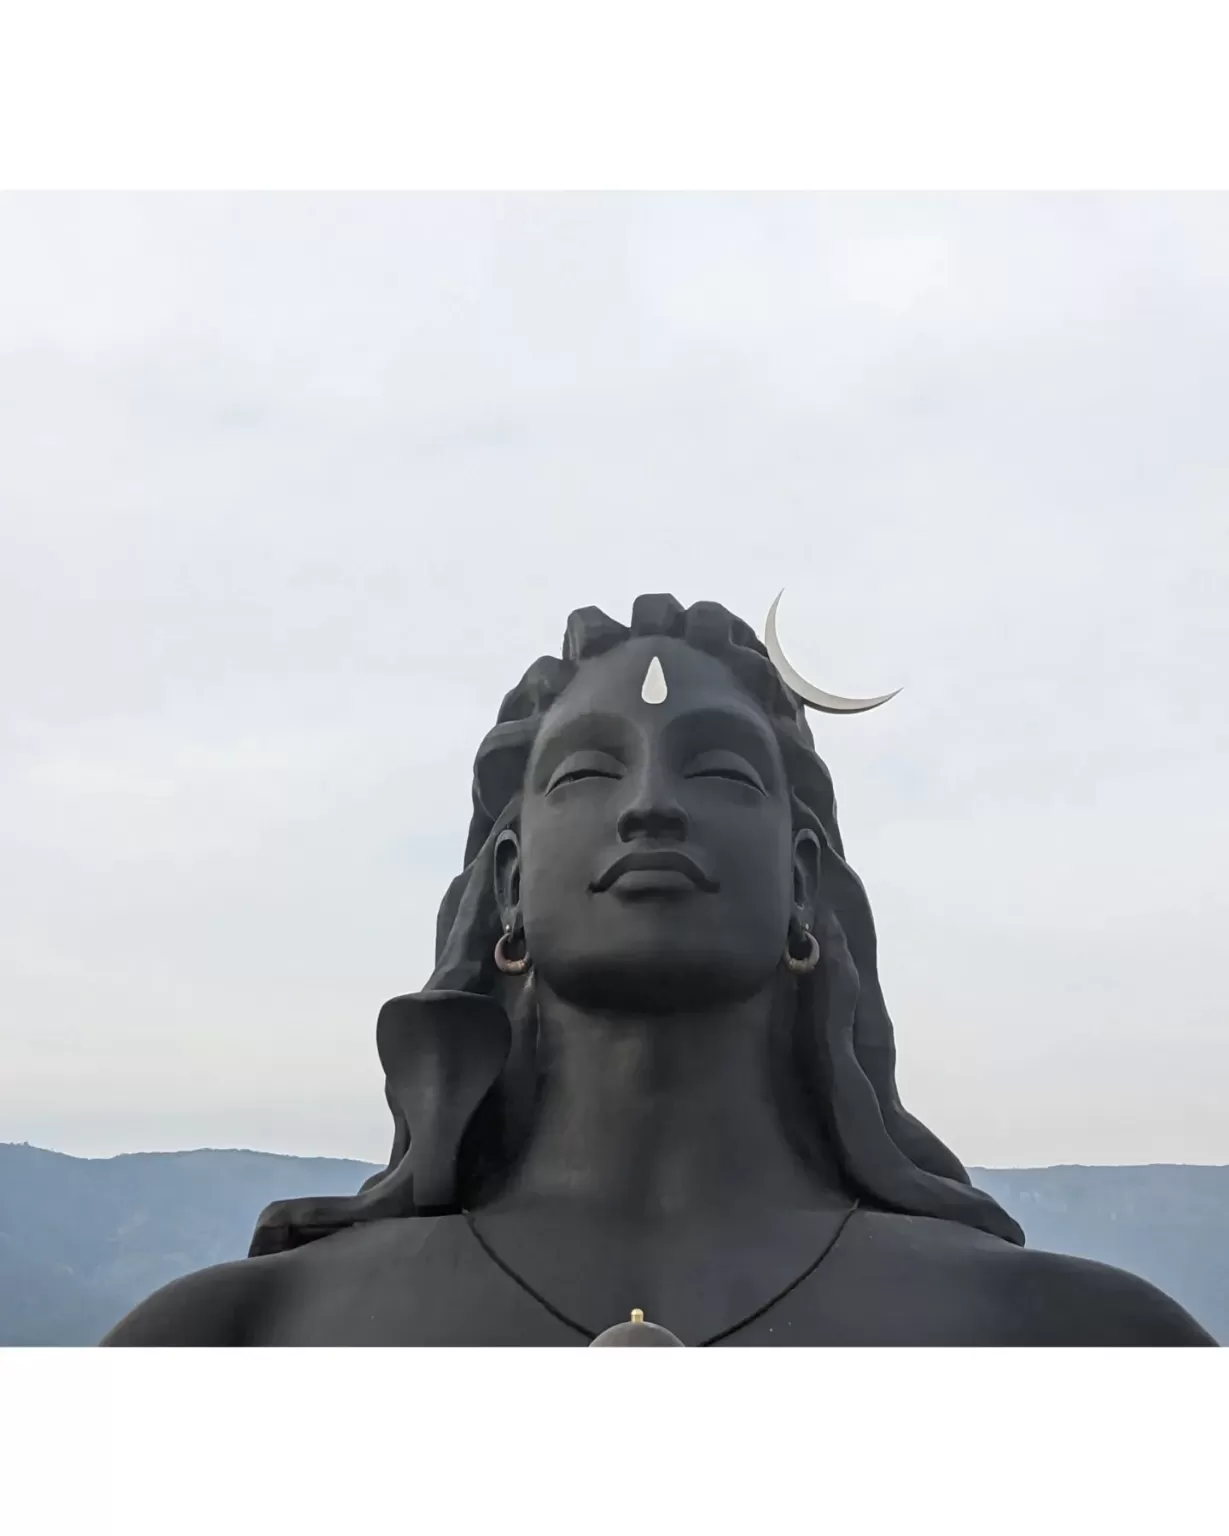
[463,1200,860,1347]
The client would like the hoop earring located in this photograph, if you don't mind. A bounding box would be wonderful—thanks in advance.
[783,926,820,975]
[494,925,531,975]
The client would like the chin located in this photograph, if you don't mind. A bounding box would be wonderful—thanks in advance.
[541,947,774,1013]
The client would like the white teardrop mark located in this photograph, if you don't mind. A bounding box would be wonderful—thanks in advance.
[640,655,668,704]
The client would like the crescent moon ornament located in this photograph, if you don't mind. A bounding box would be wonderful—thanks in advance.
[764,590,900,715]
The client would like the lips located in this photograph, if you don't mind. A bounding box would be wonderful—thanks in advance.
[590,848,719,894]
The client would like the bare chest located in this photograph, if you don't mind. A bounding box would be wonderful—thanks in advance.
[249,1210,1048,1347]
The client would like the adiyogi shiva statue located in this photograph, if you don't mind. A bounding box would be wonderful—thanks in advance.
[104,594,1215,1346]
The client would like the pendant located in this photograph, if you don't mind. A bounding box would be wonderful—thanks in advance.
[589,1308,685,1347]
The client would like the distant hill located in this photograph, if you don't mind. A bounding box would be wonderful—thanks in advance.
[0,1143,378,1346]
[0,1143,1224,1344]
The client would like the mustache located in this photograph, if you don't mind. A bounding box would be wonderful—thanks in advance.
[589,847,720,894]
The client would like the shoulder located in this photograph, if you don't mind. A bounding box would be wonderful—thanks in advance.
[847,1210,1215,1345]
[1002,1245,1217,1345]
[101,1255,272,1346]
[100,1214,464,1347]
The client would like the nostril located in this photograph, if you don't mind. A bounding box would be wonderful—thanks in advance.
[617,804,690,842]
[652,807,688,839]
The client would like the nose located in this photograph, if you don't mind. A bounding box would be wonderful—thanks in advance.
[616,759,689,844]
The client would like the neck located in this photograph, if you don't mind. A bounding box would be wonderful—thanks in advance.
[488,974,848,1221]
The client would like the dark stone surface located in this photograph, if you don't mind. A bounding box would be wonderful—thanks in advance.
[101,597,1216,1346]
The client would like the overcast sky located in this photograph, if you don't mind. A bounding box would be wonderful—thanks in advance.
[1,194,1226,1168]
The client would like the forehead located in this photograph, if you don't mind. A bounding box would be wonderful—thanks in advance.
[534,637,780,748]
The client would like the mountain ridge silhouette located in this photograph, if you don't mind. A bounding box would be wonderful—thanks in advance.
[2,1143,1225,1344]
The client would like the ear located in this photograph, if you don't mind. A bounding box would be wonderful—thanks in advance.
[791,827,822,929]
[493,828,522,931]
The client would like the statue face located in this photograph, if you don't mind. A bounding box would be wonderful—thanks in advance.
[507,637,816,1011]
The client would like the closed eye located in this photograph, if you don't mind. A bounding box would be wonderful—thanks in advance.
[547,752,625,793]
[683,752,766,793]
[689,767,761,788]
[553,767,619,786]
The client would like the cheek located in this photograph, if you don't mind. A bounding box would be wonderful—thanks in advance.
[516,810,598,921]
[707,822,795,942]
[689,797,793,878]
[521,791,613,865]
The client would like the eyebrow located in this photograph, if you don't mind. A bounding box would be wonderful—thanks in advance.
[530,703,782,790]
[662,706,781,788]
[529,710,634,786]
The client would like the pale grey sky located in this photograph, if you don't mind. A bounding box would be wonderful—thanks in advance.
[1,194,1226,1167]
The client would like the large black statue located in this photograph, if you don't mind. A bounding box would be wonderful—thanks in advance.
[104,595,1214,1345]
